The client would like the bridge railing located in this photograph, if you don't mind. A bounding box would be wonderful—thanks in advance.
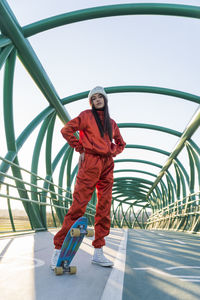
[0,156,96,234]
[146,191,200,233]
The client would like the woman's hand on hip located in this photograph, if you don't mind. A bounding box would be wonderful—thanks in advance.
[79,152,85,168]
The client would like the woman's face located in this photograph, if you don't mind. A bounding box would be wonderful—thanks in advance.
[91,93,105,109]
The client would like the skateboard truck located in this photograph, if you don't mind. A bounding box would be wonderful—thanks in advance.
[70,226,94,238]
[55,262,77,275]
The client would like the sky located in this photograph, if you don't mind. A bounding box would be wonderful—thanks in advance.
[0,0,200,210]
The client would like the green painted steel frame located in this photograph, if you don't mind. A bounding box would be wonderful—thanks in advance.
[0,0,199,232]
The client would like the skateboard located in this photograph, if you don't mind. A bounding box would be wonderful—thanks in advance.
[54,216,94,275]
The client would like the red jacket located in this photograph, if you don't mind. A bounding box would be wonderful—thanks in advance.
[61,109,126,157]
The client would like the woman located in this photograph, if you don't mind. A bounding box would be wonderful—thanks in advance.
[51,86,126,269]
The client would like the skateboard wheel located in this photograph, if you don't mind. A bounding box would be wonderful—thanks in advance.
[54,267,64,275]
[69,266,77,274]
[86,229,94,237]
[70,228,81,237]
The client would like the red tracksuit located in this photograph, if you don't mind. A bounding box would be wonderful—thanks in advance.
[54,109,126,249]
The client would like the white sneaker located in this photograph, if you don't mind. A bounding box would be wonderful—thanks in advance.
[50,249,61,270]
[92,248,114,267]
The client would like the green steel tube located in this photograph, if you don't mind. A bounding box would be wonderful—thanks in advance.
[0,0,71,124]
[45,113,56,176]
[31,114,54,220]
[126,144,169,156]
[0,35,11,48]
[118,123,182,137]
[0,106,54,179]
[126,144,189,184]
[10,156,44,230]
[31,115,53,197]
[112,184,150,192]
[2,46,43,229]
[2,83,198,179]
[61,86,200,106]
[113,169,168,204]
[113,180,150,188]
[0,44,13,70]
[174,164,181,202]
[58,146,71,211]
[43,114,57,226]
[166,175,175,205]
[0,0,199,231]
[52,144,69,173]
[120,205,130,228]
[22,4,200,37]
[114,158,163,168]
[55,144,70,217]
[174,161,186,200]
[186,143,199,196]
[3,49,16,152]
[63,148,74,208]
[187,140,200,155]
[187,144,200,188]
[147,107,200,198]
[114,158,176,191]
[114,169,157,177]
[7,184,15,231]
[44,113,66,224]
[113,203,121,228]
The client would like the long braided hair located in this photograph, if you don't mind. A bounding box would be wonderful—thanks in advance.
[91,95,113,142]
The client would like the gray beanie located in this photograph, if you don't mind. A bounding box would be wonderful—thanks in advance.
[88,86,108,104]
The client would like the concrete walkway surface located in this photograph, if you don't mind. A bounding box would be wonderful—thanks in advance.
[1,228,200,300]
[0,228,126,300]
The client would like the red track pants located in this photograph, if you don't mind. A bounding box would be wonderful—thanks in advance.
[54,153,114,249]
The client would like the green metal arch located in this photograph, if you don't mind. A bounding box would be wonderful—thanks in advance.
[1,85,199,178]
[20,4,200,38]
[61,87,200,106]
[114,159,176,189]
[119,123,182,137]
[0,1,199,233]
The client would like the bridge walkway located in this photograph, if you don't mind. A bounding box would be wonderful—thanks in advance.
[0,228,200,300]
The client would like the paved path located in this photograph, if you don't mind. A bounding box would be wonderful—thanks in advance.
[123,230,200,300]
[0,229,200,300]
[0,228,124,300]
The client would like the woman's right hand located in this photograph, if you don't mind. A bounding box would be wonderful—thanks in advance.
[78,152,85,168]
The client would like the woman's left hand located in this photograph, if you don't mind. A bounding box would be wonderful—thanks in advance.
[78,152,85,168]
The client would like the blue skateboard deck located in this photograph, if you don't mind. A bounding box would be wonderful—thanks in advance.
[54,217,93,275]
